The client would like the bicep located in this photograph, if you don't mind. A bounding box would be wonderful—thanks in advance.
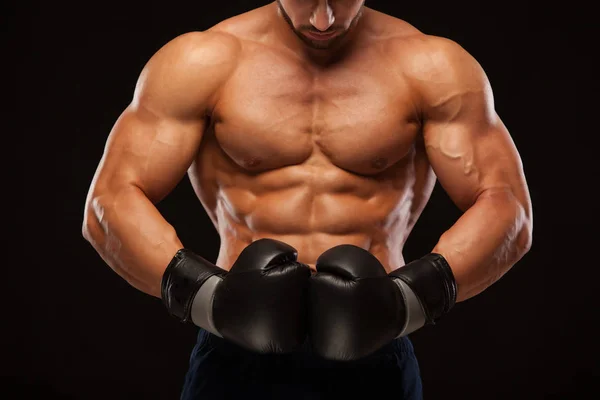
[413,37,530,212]
[93,105,205,203]
[89,31,238,203]
[423,81,530,212]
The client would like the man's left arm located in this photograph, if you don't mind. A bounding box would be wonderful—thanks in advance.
[418,37,533,302]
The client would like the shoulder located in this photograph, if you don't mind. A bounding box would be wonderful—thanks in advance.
[375,32,492,113]
[138,30,242,91]
[147,30,242,72]
[364,10,483,81]
[399,36,495,120]
[152,4,275,72]
[131,31,241,115]
[415,35,483,78]
[363,7,476,68]
[390,34,489,92]
[363,13,495,114]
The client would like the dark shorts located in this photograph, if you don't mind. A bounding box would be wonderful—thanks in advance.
[180,329,423,399]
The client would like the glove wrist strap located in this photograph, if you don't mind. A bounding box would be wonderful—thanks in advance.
[161,249,226,325]
[390,253,457,326]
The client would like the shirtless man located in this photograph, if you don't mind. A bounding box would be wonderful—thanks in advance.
[82,1,533,398]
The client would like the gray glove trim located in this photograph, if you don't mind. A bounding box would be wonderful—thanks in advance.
[190,275,223,337]
[394,278,427,337]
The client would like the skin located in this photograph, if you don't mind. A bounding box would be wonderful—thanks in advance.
[82,1,533,304]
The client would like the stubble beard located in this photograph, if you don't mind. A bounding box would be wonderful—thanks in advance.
[276,0,365,50]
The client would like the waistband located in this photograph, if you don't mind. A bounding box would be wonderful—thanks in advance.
[194,328,415,365]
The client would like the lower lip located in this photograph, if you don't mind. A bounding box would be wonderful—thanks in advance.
[304,31,337,41]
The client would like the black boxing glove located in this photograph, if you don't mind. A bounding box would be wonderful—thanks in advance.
[389,252,457,331]
[161,238,312,354]
[309,244,456,361]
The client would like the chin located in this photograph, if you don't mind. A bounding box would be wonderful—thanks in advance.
[299,34,341,50]
[307,41,336,50]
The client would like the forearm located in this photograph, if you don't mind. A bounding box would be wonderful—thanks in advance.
[83,184,183,298]
[431,188,532,302]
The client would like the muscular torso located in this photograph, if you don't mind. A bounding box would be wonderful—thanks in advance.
[189,10,436,272]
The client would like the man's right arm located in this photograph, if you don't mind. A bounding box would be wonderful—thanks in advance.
[82,31,239,298]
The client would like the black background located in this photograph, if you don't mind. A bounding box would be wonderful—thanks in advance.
[5,0,598,399]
